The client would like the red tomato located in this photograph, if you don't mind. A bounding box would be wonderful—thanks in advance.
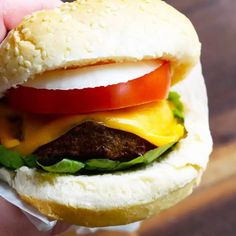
[6,62,170,114]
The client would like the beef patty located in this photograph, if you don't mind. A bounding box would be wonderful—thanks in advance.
[35,121,156,165]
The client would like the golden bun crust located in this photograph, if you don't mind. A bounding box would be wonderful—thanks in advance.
[20,180,195,227]
[0,64,212,227]
[0,0,200,96]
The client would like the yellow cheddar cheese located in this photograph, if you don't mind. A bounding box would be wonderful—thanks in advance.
[0,101,184,155]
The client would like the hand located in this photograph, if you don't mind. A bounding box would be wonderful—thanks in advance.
[0,3,70,235]
[0,0,61,42]
[0,197,69,235]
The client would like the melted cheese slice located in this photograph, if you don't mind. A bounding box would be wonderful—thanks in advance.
[0,101,184,155]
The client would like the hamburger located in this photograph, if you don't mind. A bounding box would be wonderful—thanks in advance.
[0,0,212,227]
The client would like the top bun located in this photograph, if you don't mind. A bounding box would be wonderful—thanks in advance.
[0,0,200,96]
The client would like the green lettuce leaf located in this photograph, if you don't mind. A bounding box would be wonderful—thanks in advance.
[38,142,174,174]
[0,142,175,174]
[168,91,184,123]
[0,145,37,169]
[83,142,175,172]
[0,145,24,169]
[37,159,85,174]
[85,159,119,171]
[23,154,37,168]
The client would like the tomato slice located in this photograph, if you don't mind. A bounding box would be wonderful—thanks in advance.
[6,62,170,114]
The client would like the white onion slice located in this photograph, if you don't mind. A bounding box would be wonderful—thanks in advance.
[24,60,161,90]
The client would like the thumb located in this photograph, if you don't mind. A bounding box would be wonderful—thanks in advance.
[3,0,62,31]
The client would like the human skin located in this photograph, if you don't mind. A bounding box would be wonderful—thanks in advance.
[0,2,71,235]
[0,198,69,236]
[0,0,61,41]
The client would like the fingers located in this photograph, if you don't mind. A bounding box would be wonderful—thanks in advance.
[0,197,70,236]
[0,0,61,43]
[0,15,6,43]
[41,0,63,10]
[0,1,6,42]
[0,197,52,236]
[51,222,70,235]
[3,0,62,30]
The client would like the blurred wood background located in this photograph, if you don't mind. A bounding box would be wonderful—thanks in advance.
[61,0,236,235]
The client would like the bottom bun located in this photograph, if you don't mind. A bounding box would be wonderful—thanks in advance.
[0,63,212,227]
[20,179,196,227]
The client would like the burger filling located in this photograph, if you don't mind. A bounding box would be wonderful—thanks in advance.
[0,91,184,173]
[0,61,185,174]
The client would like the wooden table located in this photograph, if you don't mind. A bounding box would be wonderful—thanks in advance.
[61,0,236,235]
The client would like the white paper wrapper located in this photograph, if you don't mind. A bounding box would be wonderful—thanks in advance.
[73,222,141,234]
[0,180,141,233]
